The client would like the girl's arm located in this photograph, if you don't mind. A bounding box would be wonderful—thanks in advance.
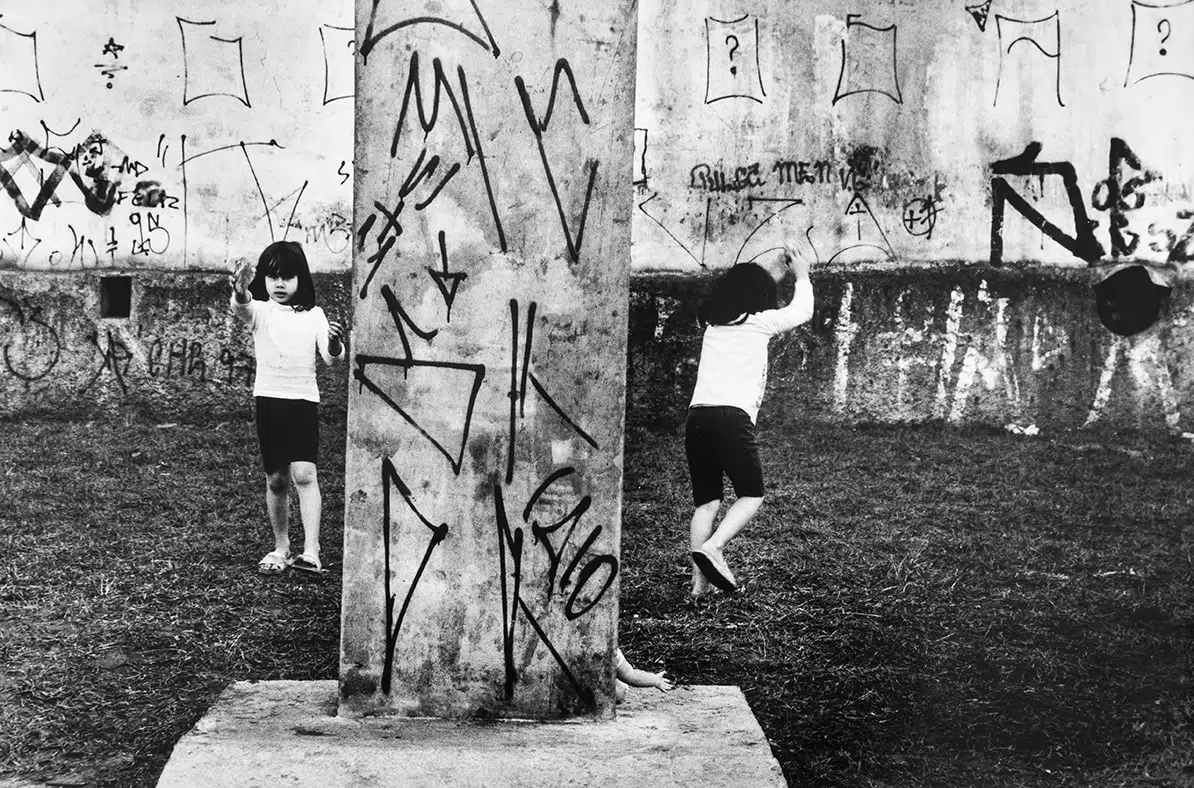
[759,247,813,334]
[315,310,346,365]
[228,258,255,322]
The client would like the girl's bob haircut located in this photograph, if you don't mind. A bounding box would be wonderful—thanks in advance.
[698,262,778,326]
[249,241,317,310]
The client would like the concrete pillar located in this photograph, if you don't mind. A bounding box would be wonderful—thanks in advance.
[339,2,636,720]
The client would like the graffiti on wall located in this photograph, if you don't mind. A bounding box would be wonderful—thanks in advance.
[0,8,353,271]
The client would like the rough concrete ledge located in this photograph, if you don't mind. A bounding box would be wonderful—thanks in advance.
[155,680,785,787]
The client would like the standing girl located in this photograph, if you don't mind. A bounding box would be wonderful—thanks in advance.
[687,246,814,598]
[229,241,346,575]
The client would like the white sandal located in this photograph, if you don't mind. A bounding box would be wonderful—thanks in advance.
[258,550,292,575]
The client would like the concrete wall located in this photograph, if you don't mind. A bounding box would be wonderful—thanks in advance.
[4,0,1194,437]
[0,0,352,273]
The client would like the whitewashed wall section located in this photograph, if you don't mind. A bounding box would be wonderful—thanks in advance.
[0,1,353,272]
[633,0,1194,276]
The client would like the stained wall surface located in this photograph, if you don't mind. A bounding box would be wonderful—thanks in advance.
[4,0,1194,438]
[633,0,1194,276]
[339,1,636,719]
[0,1,353,273]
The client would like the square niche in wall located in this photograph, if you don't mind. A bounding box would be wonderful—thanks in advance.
[100,275,133,319]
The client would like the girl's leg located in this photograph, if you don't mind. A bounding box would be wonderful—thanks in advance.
[701,496,763,558]
[690,499,721,596]
[289,461,321,560]
[265,467,292,554]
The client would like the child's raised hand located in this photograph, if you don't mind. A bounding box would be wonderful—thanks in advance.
[785,243,810,280]
[328,320,346,345]
[229,258,255,295]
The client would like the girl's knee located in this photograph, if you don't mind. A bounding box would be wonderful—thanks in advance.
[266,470,290,493]
[694,499,721,517]
[290,462,319,487]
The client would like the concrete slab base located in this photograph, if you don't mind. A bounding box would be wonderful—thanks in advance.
[156,680,785,787]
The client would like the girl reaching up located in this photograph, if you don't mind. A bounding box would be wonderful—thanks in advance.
[686,246,814,598]
[229,241,346,576]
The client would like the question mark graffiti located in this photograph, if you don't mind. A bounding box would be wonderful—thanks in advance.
[1158,19,1171,56]
[725,34,740,75]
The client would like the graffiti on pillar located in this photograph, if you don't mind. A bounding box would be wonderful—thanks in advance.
[359,0,501,60]
[0,20,44,102]
[504,299,599,484]
[994,12,1064,107]
[515,59,596,263]
[1125,0,1194,86]
[177,17,251,107]
[989,142,1104,266]
[704,14,767,104]
[833,14,902,105]
[379,457,450,695]
[0,297,60,382]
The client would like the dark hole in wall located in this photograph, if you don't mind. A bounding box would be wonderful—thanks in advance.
[1094,265,1169,337]
[100,276,132,319]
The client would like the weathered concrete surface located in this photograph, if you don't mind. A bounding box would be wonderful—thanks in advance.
[341,4,637,718]
[0,271,350,419]
[0,1,352,273]
[155,680,785,787]
[631,269,1194,436]
[633,0,1194,278]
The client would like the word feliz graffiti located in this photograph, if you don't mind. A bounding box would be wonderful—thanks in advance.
[687,157,938,193]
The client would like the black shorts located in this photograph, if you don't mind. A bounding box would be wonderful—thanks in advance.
[685,405,764,506]
[255,397,319,474]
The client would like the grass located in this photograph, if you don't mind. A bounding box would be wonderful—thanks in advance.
[1,411,1192,787]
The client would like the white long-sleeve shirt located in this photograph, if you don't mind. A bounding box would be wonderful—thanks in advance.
[231,295,341,402]
[689,277,814,423]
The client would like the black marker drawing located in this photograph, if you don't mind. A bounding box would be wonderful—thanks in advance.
[427,230,467,321]
[1125,0,1194,85]
[834,14,902,105]
[320,24,355,104]
[360,0,499,61]
[95,36,128,89]
[493,484,597,708]
[524,468,618,621]
[967,0,994,32]
[177,17,251,107]
[40,119,82,152]
[2,218,41,267]
[736,197,805,266]
[0,21,44,102]
[989,142,1104,266]
[637,191,708,268]
[179,139,298,261]
[354,354,485,476]
[506,299,599,485]
[704,15,766,104]
[389,53,506,252]
[0,296,60,382]
[1091,137,1159,258]
[829,192,896,264]
[0,132,70,220]
[994,13,1064,107]
[379,457,449,694]
[632,128,648,187]
[902,196,941,239]
[357,148,461,299]
[515,59,596,263]
[81,328,133,394]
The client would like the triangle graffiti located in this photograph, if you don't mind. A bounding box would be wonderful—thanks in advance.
[354,355,486,475]
[966,0,993,32]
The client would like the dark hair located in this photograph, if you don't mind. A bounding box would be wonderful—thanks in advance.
[698,263,778,325]
[249,241,316,310]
